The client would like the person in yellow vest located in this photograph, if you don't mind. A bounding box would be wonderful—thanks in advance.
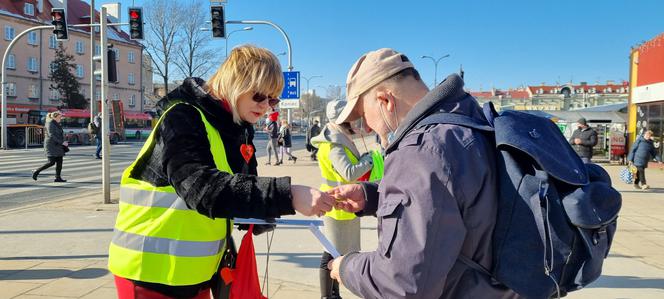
[311,99,383,299]
[108,45,335,299]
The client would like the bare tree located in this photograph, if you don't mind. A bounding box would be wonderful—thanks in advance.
[326,85,345,100]
[174,0,218,79]
[144,0,183,94]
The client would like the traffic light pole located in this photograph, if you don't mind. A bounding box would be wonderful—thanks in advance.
[225,20,295,123]
[1,25,54,150]
[99,6,111,204]
[90,0,96,122]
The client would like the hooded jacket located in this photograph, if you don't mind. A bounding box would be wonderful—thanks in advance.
[44,117,65,157]
[339,74,519,299]
[129,77,294,296]
[311,125,373,182]
[628,136,662,168]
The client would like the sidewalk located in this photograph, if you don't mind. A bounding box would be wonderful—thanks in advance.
[1,150,663,298]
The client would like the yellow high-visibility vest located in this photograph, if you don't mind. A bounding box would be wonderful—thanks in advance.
[317,143,383,220]
[108,102,232,286]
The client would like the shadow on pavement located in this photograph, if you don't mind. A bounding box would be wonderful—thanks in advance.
[255,252,321,269]
[0,267,108,280]
[588,275,664,289]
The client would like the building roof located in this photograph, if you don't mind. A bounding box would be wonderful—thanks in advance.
[572,103,628,113]
[527,82,629,95]
[0,0,140,46]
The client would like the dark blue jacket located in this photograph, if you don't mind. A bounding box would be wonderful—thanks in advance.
[628,136,662,168]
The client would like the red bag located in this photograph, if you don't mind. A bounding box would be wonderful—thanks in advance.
[229,224,267,299]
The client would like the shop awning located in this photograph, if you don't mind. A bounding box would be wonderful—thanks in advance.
[61,109,91,118]
[124,111,152,120]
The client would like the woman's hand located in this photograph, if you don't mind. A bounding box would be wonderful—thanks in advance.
[63,141,69,147]
[291,185,335,216]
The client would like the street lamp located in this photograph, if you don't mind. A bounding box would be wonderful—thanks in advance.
[226,26,253,56]
[276,51,286,56]
[302,75,322,95]
[421,54,450,87]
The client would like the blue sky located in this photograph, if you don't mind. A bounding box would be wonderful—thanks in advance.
[103,0,664,95]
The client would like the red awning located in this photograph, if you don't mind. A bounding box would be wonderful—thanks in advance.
[61,109,91,118]
[124,112,152,120]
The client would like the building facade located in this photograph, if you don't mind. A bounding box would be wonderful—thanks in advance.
[0,0,147,125]
[470,82,629,111]
[628,32,663,158]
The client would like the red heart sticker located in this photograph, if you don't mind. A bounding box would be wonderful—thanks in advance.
[240,144,254,163]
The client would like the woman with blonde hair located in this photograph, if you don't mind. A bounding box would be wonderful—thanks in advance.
[108,45,335,299]
[32,111,68,182]
[278,119,297,164]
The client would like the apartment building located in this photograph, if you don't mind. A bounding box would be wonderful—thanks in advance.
[0,0,149,125]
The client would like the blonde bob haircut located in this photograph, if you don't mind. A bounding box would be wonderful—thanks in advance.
[206,45,284,124]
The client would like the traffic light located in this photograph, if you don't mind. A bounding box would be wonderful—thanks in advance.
[107,48,118,83]
[51,8,68,41]
[128,7,144,40]
[210,5,225,38]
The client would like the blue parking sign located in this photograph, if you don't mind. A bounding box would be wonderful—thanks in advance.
[281,71,300,99]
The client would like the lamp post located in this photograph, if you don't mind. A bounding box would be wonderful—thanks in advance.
[421,54,450,87]
[225,26,253,56]
[303,75,322,95]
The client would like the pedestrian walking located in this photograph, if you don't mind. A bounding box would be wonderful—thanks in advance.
[310,100,378,299]
[89,112,102,159]
[569,118,598,163]
[32,111,68,182]
[278,119,297,163]
[308,119,321,161]
[326,48,518,298]
[107,45,335,299]
[265,111,281,165]
[628,130,663,190]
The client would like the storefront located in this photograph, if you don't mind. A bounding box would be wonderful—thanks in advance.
[629,33,664,161]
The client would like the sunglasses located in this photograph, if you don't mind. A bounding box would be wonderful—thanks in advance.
[252,93,280,107]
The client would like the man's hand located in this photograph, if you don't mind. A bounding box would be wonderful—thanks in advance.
[327,256,344,283]
[291,185,334,216]
[328,184,365,213]
[63,141,69,147]
[574,138,582,145]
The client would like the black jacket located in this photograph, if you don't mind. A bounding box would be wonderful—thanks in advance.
[569,127,597,158]
[44,118,65,157]
[130,77,294,296]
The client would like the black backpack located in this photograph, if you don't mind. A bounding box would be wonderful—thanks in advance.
[417,102,621,299]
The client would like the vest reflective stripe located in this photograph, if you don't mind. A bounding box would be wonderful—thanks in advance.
[112,230,226,257]
[120,187,190,210]
[317,142,359,221]
[109,102,232,286]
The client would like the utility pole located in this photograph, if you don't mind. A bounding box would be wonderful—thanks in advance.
[90,0,96,121]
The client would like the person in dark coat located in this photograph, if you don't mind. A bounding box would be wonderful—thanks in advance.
[628,130,663,190]
[308,120,321,161]
[279,119,297,163]
[569,118,598,163]
[327,49,518,298]
[32,111,68,182]
[108,45,335,299]
[93,113,102,159]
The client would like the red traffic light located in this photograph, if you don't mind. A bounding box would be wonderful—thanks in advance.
[130,10,139,20]
[52,12,62,20]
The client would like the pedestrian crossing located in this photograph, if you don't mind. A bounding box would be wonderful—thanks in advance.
[0,143,142,210]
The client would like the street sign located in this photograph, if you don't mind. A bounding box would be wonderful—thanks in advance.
[281,71,300,99]
[279,99,299,109]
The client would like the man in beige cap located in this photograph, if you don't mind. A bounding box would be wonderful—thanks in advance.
[327,48,518,298]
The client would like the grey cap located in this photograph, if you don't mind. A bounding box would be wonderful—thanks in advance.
[326,100,347,122]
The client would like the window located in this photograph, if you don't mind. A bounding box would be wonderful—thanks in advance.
[27,57,38,72]
[113,93,119,101]
[50,89,59,100]
[128,72,135,85]
[49,34,57,49]
[49,61,57,73]
[28,84,39,98]
[6,82,16,97]
[6,54,15,69]
[129,94,136,106]
[114,49,120,61]
[76,65,84,78]
[95,74,101,81]
[95,90,101,101]
[27,32,38,45]
[24,3,35,16]
[5,26,15,40]
[95,44,101,56]
[128,51,135,64]
[76,41,85,54]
